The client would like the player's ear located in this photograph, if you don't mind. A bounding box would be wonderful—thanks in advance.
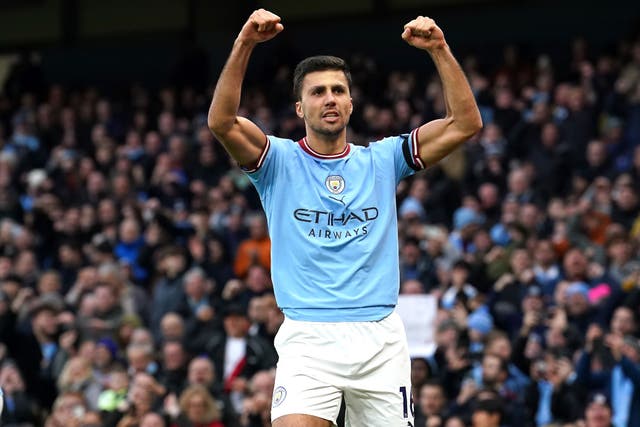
[295,101,304,118]
[349,98,353,114]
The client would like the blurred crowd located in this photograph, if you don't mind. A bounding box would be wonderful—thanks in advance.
[0,32,639,427]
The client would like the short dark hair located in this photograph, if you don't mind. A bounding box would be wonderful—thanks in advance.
[472,396,504,417]
[293,55,352,100]
[421,379,446,394]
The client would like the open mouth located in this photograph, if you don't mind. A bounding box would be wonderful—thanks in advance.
[322,111,340,122]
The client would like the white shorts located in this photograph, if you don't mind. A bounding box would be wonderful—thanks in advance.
[271,311,413,427]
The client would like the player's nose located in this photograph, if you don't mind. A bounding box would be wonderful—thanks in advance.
[324,93,336,105]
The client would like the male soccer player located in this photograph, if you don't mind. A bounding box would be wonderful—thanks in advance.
[208,9,481,427]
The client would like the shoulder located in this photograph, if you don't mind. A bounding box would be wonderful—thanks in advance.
[246,136,298,175]
[367,134,413,159]
[366,134,408,148]
[350,135,407,156]
[267,135,298,150]
[260,135,301,162]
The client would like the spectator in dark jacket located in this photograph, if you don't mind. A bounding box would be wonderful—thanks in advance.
[576,332,640,427]
[203,304,277,414]
[524,348,584,426]
[0,360,40,426]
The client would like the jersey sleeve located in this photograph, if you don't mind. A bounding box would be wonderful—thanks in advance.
[372,128,426,182]
[403,128,426,172]
[243,135,289,207]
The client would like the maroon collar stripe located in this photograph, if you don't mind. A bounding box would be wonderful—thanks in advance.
[298,137,351,159]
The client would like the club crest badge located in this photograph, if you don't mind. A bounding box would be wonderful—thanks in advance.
[272,386,287,408]
[325,175,345,194]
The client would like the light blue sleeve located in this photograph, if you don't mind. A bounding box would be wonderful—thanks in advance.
[369,128,424,183]
[244,136,292,210]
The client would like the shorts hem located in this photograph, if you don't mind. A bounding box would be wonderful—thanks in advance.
[272,411,337,426]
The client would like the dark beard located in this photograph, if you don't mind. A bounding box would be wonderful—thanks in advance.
[308,117,349,138]
[310,124,345,138]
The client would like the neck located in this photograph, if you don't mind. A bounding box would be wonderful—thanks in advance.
[305,129,348,155]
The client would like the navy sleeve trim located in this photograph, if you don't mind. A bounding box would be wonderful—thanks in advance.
[402,132,421,171]
[411,128,426,170]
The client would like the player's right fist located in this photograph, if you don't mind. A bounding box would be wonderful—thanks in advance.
[238,9,284,44]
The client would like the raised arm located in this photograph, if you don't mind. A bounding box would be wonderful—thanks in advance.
[207,9,284,168]
[402,16,482,167]
[607,333,640,387]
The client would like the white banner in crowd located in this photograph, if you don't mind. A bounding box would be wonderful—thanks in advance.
[396,294,438,358]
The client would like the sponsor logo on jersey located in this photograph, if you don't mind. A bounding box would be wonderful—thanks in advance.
[325,175,345,194]
[293,207,378,225]
[293,206,379,240]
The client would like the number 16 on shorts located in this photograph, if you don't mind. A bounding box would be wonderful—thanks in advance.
[399,386,414,422]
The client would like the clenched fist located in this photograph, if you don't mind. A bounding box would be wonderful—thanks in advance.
[238,9,284,44]
[402,16,446,51]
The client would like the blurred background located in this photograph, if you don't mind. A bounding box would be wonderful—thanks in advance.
[1,2,640,427]
[1,0,639,90]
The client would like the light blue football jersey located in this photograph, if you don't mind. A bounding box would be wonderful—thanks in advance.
[245,129,423,321]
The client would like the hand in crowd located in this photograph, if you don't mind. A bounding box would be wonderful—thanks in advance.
[222,278,245,300]
[163,392,180,419]
[586,261,605,280]
[59,328,78,354]
[426,415,443,427]
[548,357,574,389]
[57,310,75,325]
[450,303,468,328]
[240,391,272,425]
[520,310,543,335]
[11,286,34,313]
[605,333,625,361]
[196,304,215,322]
[71,267,97,293]
[517,268,535,284]
[445,346,469,372]
[585,323,604,353]
[493,273,514,292]
[133,372,166,397]
[456,378,477,405]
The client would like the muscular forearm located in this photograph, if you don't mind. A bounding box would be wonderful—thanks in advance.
[429,45,481,133]
[207,39,256,135]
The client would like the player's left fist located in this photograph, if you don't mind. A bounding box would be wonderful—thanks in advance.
[401,16,446,51]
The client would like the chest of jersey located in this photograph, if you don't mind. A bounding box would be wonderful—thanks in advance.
[277,148,393,242]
